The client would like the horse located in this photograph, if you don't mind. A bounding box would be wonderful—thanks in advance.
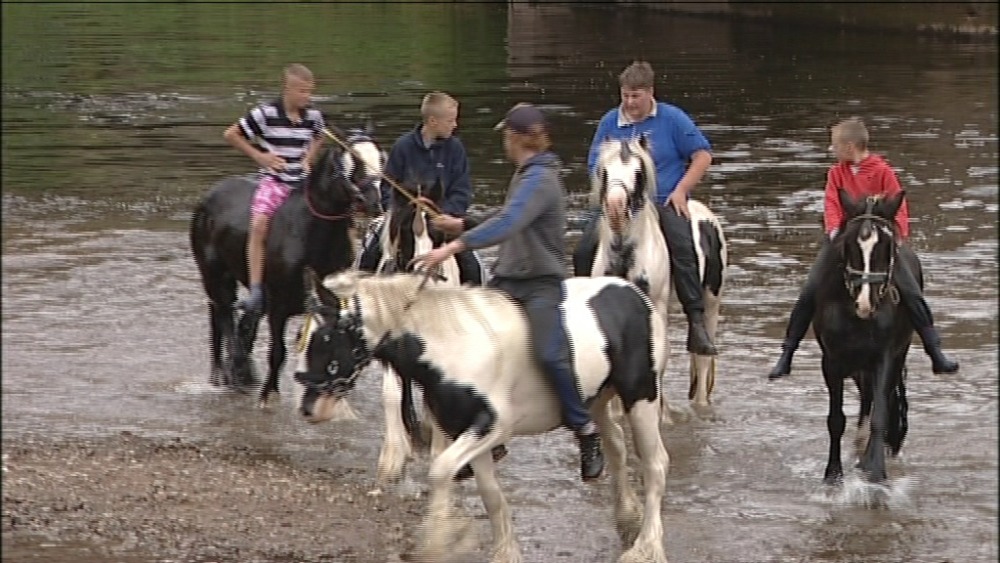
[375,180,463,483]
[295,271,671,563]
[812,189,914,485]
[590,137,727,409]
[189,126,384,407]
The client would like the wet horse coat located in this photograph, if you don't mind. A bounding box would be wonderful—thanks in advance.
[813,190,914,485]
[591,137,727,408]
[189,130,383,405]
[296,272,671,563]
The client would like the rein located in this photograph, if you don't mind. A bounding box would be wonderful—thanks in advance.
[322,128,441,219]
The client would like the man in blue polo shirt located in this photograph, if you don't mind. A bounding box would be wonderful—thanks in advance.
[357,91,482,285]
[573,60,717,356]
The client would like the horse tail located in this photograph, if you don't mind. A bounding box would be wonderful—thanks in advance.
[885,366,909,456]
[399,369,425,450]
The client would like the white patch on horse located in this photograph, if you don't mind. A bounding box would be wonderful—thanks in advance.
[309,272,670,562]
[856,227,878,318]
[589,138,728,410]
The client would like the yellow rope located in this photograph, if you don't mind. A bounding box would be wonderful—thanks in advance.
[321,128,441,219]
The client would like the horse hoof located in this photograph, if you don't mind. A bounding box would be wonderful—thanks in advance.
[823,474,843,486]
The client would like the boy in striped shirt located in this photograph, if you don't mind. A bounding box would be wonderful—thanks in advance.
[223,64,326,313]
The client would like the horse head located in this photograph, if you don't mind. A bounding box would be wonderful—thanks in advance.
[294,268,371,423]
[835,189,906,319]
[341,125,387,216]
[306,142,381,219]
[591,136,654,234]
[386,179,446,273]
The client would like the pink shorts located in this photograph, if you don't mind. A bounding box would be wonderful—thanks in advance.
[250,176,293,218]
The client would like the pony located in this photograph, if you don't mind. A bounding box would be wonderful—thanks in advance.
[295,271,671,563]
[590,137,727,408]
[377,180,463,483]
[813,189,914,485]
[189,126,384,406]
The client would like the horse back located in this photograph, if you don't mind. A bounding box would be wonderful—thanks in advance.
[688,199,727,297]
[564,277,662,410]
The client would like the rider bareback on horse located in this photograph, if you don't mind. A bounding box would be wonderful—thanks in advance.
[222,64,327,314]
[768,117,960,379]
[357,91,482,285]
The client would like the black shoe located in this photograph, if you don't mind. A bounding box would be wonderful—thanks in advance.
[767,341,798,380]
[237,285,265,314]
[686,316,718,356]
[576,431,604,482]
[926,344,959,374]
[917,327,960,374]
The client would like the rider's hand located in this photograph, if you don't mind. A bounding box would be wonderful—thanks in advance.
[431,214,464,236]
[666,190,690,219]
[256,152,286,173]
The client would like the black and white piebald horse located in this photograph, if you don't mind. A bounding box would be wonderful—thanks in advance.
[295,272,671,563]
[812,190,915,485]
[376,181,464,482]
[591,137,728,408]
[189,126,384,406]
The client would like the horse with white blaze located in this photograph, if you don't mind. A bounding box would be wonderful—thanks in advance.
[590,136,727,407]
[295,271,671,563]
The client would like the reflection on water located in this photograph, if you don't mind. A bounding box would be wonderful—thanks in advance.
[2,4,997,562]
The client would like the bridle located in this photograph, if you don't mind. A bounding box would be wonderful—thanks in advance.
[304,137,381,222]
[840,210,900,310]
[294,294,374,396]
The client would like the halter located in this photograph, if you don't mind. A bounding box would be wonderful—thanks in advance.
[304,147,358,222]
[296,294,373,396]
[841,210,899,308]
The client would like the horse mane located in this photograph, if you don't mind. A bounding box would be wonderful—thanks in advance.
[334,273,522,342]
[589,138,657,208]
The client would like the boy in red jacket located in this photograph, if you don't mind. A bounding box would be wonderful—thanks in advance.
[768,117,959,378]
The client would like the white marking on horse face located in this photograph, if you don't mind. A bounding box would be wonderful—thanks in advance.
[352,141,383,178]
[601,155,641,231]
[855,228,878,318]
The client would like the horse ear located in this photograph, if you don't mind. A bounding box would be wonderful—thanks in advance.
[638,135,649,151]
[883,190,906,221]
[364,119,375,136]
[838,188,861,218]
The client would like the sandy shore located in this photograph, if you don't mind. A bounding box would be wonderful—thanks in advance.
[1,431,427,563]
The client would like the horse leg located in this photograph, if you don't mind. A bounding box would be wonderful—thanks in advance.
[652,301,677,426]
[377,365,413,485]
[233,309,262,389]
[859,352,894,483]
[258,310,288,407]
[822,357,846,485]
[592,392,640,549]
[418,429,501,562]
[688,289,720,407]
[469,450,520,563]
[208,299,234,386]
[854,375,872,464]
[619,395,669,563]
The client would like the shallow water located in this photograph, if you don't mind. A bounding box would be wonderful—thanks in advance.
[2,4,997,562]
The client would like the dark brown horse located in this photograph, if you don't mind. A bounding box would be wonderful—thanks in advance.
[189,133,383,406]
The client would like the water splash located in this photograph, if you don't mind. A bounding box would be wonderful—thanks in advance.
[809,473,917,510]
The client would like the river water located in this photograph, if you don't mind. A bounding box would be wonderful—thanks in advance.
[2,4,997,562]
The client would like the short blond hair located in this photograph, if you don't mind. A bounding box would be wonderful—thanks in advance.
[420,91,458,121]
[832,117,869,150]
[283,63,314,83]
[619,61,655,90]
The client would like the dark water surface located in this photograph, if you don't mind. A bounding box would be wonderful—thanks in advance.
[3,4,997,562]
